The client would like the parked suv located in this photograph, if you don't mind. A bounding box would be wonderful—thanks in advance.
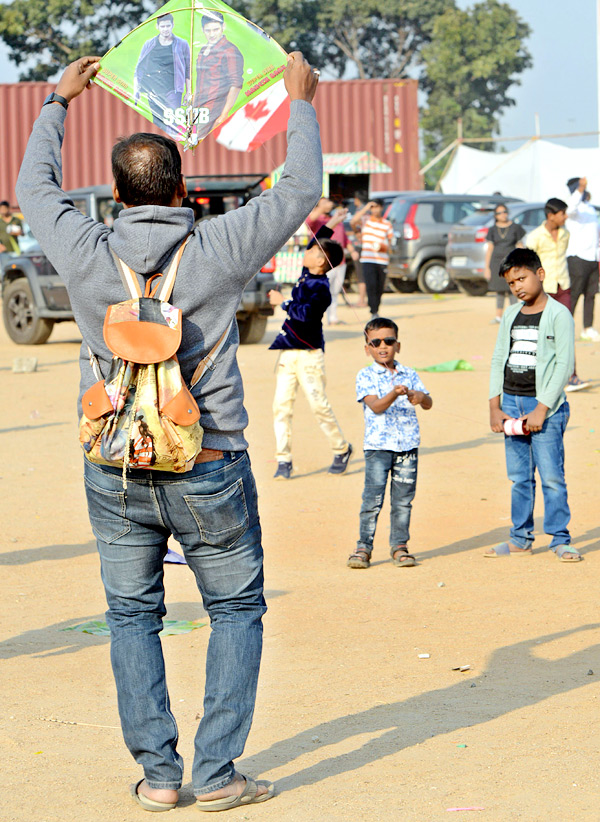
[446,202,547,296]
[2,176,277,345]
[386,193,521,293]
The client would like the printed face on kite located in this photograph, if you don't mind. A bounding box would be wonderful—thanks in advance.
[203,21,224,45]
[156,16,174,40]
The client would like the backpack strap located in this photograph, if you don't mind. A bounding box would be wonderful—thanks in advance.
[110,250,143,299]
[156,235,192,302]
[190,319,234,389]
[109,234,191,301]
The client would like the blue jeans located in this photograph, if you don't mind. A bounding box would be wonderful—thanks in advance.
[502,393,571,549]
[83,451,266,796]
[357,449,418,554]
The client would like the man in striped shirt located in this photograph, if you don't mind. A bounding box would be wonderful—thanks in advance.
[358,200,394,317]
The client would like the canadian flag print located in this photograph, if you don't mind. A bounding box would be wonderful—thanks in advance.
[213,80,290,152]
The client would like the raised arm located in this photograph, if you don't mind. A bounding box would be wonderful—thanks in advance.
[198,52,323,285]
[15,57,107,287]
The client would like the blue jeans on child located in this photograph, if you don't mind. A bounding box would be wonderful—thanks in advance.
[83,451,266,796]
[357,449,418,555]
[501,393,571,549]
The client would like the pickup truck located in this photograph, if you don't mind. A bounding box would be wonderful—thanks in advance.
[2,175,278,345]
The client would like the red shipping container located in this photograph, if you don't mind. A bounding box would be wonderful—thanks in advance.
[0,77,419,204]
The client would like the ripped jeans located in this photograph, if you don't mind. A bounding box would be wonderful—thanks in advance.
[356,449,418,555]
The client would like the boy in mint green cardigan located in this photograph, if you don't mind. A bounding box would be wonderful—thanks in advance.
[486,248,580,561]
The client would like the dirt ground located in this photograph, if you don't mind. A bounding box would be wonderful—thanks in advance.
[1,290,600,822]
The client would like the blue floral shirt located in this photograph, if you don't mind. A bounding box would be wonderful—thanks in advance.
[356,361,428,451]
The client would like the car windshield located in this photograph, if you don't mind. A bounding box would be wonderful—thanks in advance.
[458,210,495,226]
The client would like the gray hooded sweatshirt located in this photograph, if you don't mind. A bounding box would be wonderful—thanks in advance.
[16,100,322,452]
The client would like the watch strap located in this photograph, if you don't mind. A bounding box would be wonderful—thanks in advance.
[42,93,69,111]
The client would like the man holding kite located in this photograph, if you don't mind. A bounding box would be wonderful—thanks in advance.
[16,48,321,812]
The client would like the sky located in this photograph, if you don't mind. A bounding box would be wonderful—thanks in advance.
[0,0,597,150]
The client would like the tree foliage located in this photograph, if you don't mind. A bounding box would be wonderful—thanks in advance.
[0,0,155,81]
[237,0,454,79]
[420,0,532,160]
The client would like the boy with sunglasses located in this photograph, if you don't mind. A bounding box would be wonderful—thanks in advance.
[348,318,432,569]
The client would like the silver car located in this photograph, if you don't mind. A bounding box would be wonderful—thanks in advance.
[446,202,546,296]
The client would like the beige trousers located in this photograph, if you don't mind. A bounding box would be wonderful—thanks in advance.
[273,348,348,462]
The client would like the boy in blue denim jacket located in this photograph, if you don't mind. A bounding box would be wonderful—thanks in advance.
[486,248,580,561]
[347,317,432,569]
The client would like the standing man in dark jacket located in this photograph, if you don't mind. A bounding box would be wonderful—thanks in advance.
[16,52,321,813]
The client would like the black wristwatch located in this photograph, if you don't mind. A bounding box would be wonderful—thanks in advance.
[42,93,69,111]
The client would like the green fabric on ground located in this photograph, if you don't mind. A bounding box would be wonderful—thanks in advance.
[63,619,206,636]
[419,359,474,372]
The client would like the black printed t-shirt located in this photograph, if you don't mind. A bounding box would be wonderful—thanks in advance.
[142,42,175,99]
[503,310,543,396]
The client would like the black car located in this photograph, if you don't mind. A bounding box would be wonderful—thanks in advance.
[2,177,278,345]
[385,192,522,293]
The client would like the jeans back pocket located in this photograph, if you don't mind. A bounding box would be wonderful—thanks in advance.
[84,477,131,544]
[184,477,249,547]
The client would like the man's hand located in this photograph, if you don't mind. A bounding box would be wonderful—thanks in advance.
[55,56,102,103]
[521,403,548,433]
[350,249,359,261]
[284,52,319,103]
[406,389,423,405]
[394,384,408,396]
[268,289,284,307]
[484,266,491,280]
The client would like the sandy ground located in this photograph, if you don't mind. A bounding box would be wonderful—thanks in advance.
[1,290,600,822]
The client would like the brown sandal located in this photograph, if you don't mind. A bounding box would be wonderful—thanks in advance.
[347,550,371,569]
[392,545,416,567]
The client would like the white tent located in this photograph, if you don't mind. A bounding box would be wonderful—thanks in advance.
[440,139,600,202]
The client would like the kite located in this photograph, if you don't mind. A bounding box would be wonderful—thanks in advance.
[94,0,287,150]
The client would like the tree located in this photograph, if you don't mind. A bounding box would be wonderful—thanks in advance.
[238,0,455,79]
[420,0,532,163]
[0,0,154,81]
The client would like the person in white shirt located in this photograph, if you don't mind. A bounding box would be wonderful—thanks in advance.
[566,176,600,341]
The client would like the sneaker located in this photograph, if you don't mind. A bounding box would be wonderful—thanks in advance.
[490,316,502,324]
[581,327,600,342]
[273,461,292,479]
[565,376,591,392]
[328,444,353,474]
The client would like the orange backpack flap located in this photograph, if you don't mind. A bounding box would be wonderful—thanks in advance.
[82,379,114,420]
[103,298,182,364]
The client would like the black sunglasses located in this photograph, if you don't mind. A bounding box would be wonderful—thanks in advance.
[368,337,397,348]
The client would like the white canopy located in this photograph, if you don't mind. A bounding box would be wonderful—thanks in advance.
[440,139,600,202]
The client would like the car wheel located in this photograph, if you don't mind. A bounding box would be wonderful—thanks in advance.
[456,280,489,297]
[237,314,268,344]
[388,277,417,294]
[417,260,451,294]
[3,278,54,344]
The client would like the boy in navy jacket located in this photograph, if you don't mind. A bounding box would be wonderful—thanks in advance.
[269,210,352,478]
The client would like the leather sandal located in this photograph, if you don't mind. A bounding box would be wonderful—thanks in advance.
[392,545,416,567]
[347,550,370,569]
